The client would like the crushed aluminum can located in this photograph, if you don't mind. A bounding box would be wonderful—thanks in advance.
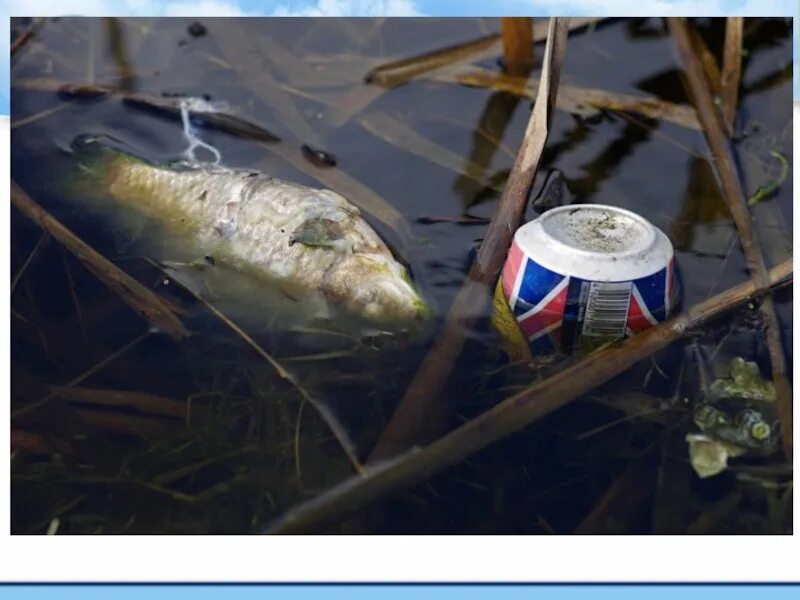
[492,204,681,358]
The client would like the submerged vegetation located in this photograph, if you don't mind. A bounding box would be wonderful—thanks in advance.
[10,16,792,534]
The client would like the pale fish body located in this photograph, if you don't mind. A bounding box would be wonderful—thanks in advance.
[78,143,427,325]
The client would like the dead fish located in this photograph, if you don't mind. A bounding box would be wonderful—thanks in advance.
[69,136,428,326]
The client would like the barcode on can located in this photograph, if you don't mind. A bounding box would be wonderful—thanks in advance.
[581,281,632,338]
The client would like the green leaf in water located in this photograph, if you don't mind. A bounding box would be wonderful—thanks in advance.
[747,150,788,207]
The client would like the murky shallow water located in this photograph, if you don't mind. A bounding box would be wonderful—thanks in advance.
[10,17,793,534]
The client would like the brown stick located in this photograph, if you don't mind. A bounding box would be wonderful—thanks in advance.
[51,386,188,420]
[368,18,569,463]
[11,30,33,56]
[574,453,657,534]
[266,259,792,534]
[688,25,721,95]
[501,18,534,76]
[11,181,189,341]
[720,17,744,136]
[668,17,792,458]
[12,330,154,418]
[432,66,701,131]
[11,232,48,294]
[364,18,598,89]
[366,35,500,88]
[75,408,180,438]
[11,24,36,57]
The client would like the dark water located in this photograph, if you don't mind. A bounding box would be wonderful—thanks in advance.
[10,17,793,534]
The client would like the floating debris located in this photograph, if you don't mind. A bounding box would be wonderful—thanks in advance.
[708,357,776,403]
[58,82,114,100]
[188,22,208,38]
[688,356,780,478]
[686,433,746,479]
[416,215,490,225]
[301,144,338,168]
[747,151,788,207]
[122,92,281,143]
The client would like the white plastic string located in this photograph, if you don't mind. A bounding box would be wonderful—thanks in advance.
[179,97,225,165]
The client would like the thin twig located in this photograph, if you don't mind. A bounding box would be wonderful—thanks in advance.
[203,299,362,474]
[669,17,793,457]
[51,386,188,419]
[433,66,702,131]
[295,399,307,490]
[32,494,88,534]
[20,278,60,371]
[614,110,704,159]
[579,415,690,534]
[364,17,599,89]
[11,181,189,341]
[265,259,791,534]
[687,25,721,93]
[358,111,505,193]
[146,258,363,475]
[368,18,569,463]
[12,330,153,418]
[685,491,743,534]
[576,407,672,441]
[11,101,76,130]
[60,247,89,347]
[11,232,48,295]
[11,19,44,58]
[152,446,255,486]
[366,34,500,88]
[574,453,657,534]
[720,17,744,136]
[11,29,35,56]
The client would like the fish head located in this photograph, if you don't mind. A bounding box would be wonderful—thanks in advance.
[325,253,429,326]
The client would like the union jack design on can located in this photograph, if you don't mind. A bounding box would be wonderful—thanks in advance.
[495,204,680,354]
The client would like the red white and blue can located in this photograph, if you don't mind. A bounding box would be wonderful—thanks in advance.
[493,204,680,355]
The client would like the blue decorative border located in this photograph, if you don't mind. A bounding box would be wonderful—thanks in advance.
[1,584,800,598]
[4,0,797,589]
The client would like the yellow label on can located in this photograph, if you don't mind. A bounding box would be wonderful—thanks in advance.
[491,278,532,363]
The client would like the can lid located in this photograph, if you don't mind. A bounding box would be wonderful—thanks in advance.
[514,204,673,282]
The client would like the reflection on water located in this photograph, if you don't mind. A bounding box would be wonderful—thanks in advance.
[454,91,522,209]
[671,157,730,253]
[105,17,135,92]
[10,17,793,534]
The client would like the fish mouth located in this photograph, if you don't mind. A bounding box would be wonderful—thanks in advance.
[322,253,430,326]
[408,293,432,323]
[359,278,430,326]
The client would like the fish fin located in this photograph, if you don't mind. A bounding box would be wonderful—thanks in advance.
[160,258,219,302]
[288,217,349,250]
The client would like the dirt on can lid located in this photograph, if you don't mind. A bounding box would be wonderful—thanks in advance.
[515,204,674,282]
